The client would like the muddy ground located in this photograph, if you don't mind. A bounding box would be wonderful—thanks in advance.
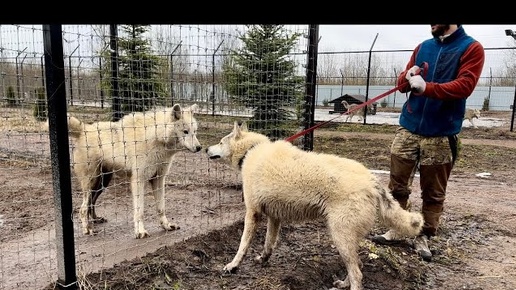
[0,108,515,290]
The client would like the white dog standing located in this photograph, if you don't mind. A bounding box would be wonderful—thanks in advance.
[206,121,423,290]
[463,108,481,128]
[341,100,371,122]
[67,104,202,239]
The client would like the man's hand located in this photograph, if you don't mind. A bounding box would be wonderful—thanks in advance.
[409,75,426,94]
[405,65,421,81]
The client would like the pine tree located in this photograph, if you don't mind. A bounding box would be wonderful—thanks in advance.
[117,25,165,114]
[6,86,17,107]
[33,87,47,121]
[223,25,304,140]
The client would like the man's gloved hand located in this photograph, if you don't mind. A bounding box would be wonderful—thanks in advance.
[405,65,421,81]
[409,75,426,94]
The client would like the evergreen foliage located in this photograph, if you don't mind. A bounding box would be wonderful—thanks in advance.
[32,87,47,121]
[117,25,166,115]
[6,86,17,107]
[223,25,304,140]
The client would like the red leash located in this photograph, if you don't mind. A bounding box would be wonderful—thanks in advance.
[285,83,407,142]
[284,62,427,143]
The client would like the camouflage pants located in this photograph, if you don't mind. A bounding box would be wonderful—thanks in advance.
[388,127,454,237]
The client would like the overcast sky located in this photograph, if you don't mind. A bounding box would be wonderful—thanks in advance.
[317,25,516,51]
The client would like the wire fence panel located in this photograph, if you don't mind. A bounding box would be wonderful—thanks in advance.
[0,24,515,289]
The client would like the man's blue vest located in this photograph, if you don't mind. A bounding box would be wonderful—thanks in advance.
[399,26,476,136]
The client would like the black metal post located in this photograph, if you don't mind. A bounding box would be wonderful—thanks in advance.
[211,40,224,116]
[68,56,73,106]
[40,55,45,87]
[68,45,79,106]
[170,42,181,106]
[110,24,121,121]
[99,57,104,109]
[393,68,397,108]
[20,53,27,101]
[77,59,83,101]
[42,24,77,290]
[302,25,319,151]
[511,85,516,132]
[363,33,378,125]
[339,69,344,97]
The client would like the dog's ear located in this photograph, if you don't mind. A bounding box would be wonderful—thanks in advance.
[240,121,248,132]
[189,103,199,113]
[233,121,240,133]
[172,104,182,120]
[233,121,244,139]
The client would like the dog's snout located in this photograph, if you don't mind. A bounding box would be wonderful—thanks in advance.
[205,147,209,153]
[195,145,202,152]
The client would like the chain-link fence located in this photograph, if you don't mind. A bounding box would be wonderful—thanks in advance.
[0,24,515,290]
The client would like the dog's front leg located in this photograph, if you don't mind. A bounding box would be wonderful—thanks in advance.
[79,193,94,235]
[255,217,281,265]
[79,177,95,235]
[224,210,260,273]
[151,175,180,231]
[132,176,149,239]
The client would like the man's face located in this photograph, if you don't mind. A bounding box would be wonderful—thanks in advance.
[430,24,450,37]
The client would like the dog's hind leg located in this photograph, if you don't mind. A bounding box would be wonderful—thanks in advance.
[471,118,477,128]
[131,174,149,239]
[78,175,96,235]
[254,216,281,265]
[150,173,180,232]
[89,170,113,224]
[224,210,261,273]
[327,218,365,290]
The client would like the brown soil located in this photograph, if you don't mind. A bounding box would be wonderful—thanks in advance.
[1,108,515,290]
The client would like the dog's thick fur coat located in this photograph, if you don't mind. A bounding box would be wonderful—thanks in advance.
[463,108,481,128]
[68,104,202,238]
[206,122,424,290]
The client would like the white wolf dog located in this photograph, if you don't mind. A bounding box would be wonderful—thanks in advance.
[341,100,371,122]
[205,121,424,290]
[67,104,202,239]
[463,108,481,128]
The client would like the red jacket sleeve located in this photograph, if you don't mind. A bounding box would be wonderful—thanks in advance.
[424,41,485,100]
[397,44,421,93]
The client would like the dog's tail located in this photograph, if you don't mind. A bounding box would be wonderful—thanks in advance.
[341,100,350,109]
[66,114,85,139]
[375,183,424,237]
[42,114,85,138]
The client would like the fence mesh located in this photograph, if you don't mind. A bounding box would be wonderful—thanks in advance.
[0,24,515,289]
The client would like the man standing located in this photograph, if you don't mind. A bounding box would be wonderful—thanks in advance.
[372,25,485,261]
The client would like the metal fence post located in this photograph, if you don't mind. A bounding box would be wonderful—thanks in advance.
[110,24,121,121]
[170,41,182,106]
[302,24,319,151]
[511,85,516,132]
[363,33,378,124]
[211,40,224,116]
[42,24,77,290]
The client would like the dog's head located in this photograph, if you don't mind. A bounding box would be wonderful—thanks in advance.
[164,103,202,153]
[473,109,481,119]
[206,121,270,169]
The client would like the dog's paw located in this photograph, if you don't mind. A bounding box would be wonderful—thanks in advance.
[135,230,150,239]
[253,255,269,266]
[83,225,96,236]
[92,217,107,224]
[222,263,238,274]
[162,222,180,231]
[332,275,350,289]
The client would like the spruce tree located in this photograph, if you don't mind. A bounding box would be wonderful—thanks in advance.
[223,25,304,139]
[117,25,165,114]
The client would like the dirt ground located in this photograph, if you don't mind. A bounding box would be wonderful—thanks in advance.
[1,108,515,290]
